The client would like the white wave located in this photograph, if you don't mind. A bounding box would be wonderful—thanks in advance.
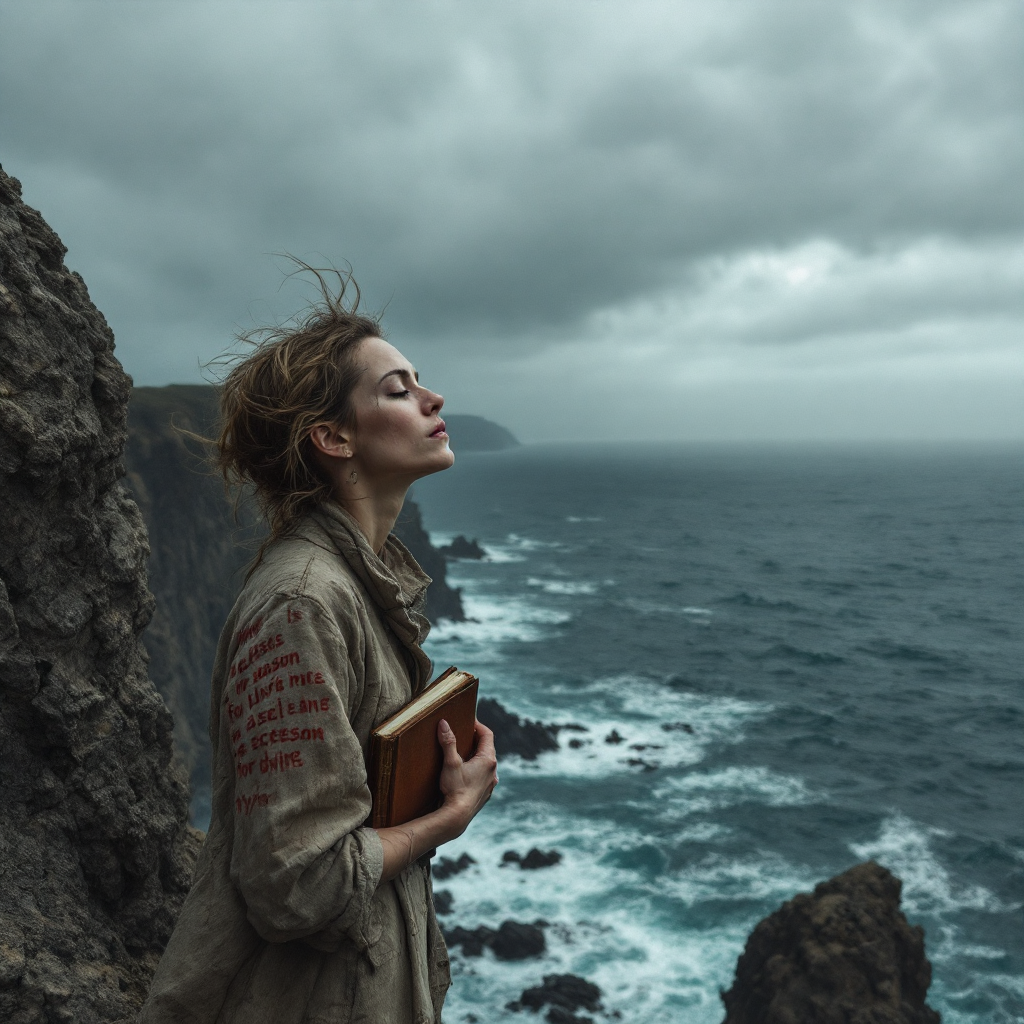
[495,679,766,780]
[436,800,814,1024]
[849,812,1011,918]
[653,766,816,817]
[620,597,716,621]
[426,584,571,664]
[566,515,604,523]
[526,577,599,596]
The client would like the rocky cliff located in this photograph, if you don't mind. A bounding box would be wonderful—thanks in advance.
[126,384,468,810]
[720,861,941,1024]
[0,167,200,1023]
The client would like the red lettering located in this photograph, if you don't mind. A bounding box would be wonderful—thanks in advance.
[259,749,304,774]
[250,726,325,749]
[235,616,264,647]
[231,728,242,743]
[235,791,272,814]
[287,607,303,623]
[236,758,256,778]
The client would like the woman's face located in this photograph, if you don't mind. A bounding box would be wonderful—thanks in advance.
[345,336,455,484]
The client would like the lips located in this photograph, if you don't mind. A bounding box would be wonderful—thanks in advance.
[429,420,447,438]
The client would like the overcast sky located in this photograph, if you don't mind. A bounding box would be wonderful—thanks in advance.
[2,1,1022,442]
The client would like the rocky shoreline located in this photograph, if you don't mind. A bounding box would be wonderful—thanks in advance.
[0,164,942,1022]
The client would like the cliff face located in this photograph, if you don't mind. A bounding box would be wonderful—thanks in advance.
[125,384,466,807]
[720,861,940,1024]
[0,168,200,1023]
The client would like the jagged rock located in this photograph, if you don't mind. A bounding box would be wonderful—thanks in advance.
[444,920,546,961]
[0,166,201,1023]
[433,852,477,881]
[502,848,563,870]
[433,889,454,916]
[392,496,466,623]
[438,535,486,559]
[478,697,559,760]
[508,974,604,1024]
[126,385,258,811]
[720,861,941,1024]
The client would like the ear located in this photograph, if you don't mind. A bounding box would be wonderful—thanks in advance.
[308,422,353,460]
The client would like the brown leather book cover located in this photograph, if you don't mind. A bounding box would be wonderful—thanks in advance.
[369,666,479,829]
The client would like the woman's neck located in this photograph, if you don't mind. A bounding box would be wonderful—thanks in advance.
[336,483,408,555]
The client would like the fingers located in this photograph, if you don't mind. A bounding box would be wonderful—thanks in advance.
[472,721,497,763]
[438,719,463,768]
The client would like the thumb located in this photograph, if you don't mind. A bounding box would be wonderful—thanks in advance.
[438,719,462,767]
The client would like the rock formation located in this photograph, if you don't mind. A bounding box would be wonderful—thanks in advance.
[0,167,200,1022]
[477,697,559,760]
[443,413,520,452]
[720,861,941,1024]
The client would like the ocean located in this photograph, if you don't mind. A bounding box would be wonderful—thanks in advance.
[406,443,1024,1024]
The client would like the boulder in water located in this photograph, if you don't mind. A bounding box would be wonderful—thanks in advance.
[720,861,941,1024]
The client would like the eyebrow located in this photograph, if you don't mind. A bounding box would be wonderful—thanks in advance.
[378,368,419,384]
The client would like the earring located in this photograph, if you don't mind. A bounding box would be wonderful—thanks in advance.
[348,470,358,484]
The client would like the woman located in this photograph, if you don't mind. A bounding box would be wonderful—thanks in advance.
[141,271,498,1024]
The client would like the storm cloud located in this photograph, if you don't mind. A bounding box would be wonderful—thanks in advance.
[1,0,1021,440]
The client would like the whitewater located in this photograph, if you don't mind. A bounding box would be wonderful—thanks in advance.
[411,442,1023,1024]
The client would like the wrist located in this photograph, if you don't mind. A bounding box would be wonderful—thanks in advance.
[435,798,470,843]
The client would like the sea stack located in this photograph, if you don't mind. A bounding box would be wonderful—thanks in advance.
[720,861,941,1024]
[0,166,199,1022]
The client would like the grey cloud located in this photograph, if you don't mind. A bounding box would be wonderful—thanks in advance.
[0,0,1022,391]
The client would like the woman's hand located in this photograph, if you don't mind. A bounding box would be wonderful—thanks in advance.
[375,719,498,882]
[437,719,498,838]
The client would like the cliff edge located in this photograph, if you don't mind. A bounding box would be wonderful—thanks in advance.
[0,167,200,1023]
[721,861,940,1024]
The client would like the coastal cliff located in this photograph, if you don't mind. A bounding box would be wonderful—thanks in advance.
[0,166,199,1023]
[0,164,942,1023]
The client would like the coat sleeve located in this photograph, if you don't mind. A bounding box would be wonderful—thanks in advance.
[224,591,385,950]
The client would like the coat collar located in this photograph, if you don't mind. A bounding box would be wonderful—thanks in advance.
[303,502,433,692]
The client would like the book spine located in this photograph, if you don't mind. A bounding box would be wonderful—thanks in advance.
[371,736,396,829]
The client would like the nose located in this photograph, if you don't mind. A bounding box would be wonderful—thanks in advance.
[423,387,443,413]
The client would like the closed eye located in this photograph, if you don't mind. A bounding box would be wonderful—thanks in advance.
[387,389,411,398]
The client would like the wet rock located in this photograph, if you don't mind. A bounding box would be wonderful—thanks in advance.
[661,721,695,734]
[433,889,454,915]
[392,497,466,623]
[443,924,495,957]
[503,848,563,870]
[0,165,200,1023]
[491,921,547,961]
[443,920,546,961]
[604,729,625,744]
[626,758,658,772]
[478,697,559,760]
[508,973,604,1024]
[720,861,941,1024]
[433,852,477,880]
[438,535,486,560]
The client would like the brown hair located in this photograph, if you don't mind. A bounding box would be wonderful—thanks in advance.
[215,262,383,548]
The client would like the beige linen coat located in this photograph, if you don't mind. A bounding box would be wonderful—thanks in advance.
[140,503,451,1024]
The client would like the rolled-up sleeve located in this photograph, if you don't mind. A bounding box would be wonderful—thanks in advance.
[224,592,384,951]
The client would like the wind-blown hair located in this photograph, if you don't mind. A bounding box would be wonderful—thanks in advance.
[215,263,382,548]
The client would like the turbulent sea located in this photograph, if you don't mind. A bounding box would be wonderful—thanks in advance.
[407,443,1024,1024]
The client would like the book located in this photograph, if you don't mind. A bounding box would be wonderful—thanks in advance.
[369,666,479,829]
